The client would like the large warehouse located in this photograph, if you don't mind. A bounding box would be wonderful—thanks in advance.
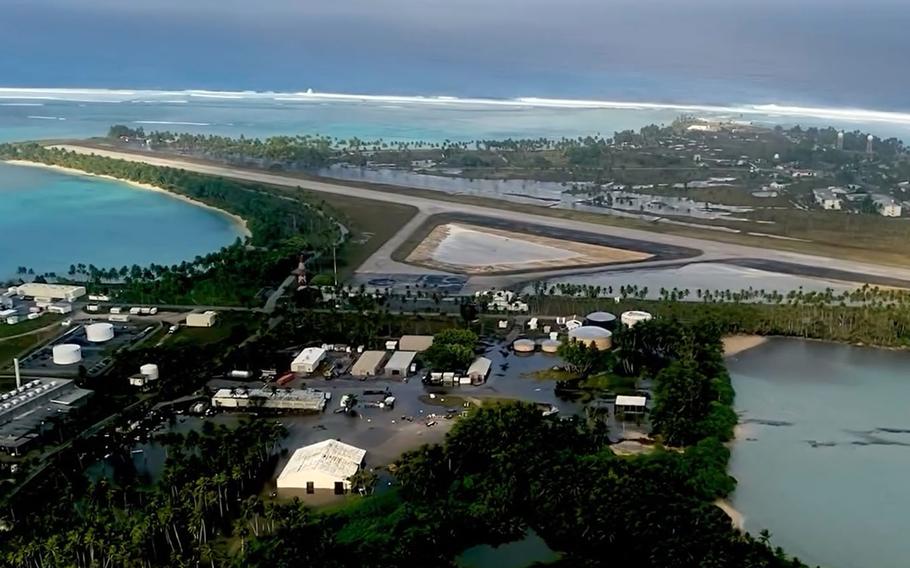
[290,347,326,374]
[277,439,366,493]
[13,283,86,302]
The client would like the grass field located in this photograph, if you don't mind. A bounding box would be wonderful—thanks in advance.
[0,326,65,377]
[64,142,910,270]
[0,314,63,339]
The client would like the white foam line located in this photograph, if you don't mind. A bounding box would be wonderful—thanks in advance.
[0,102,44,107]
[0,87,909,127]
[133,120,211,126]
[27,115,66,121]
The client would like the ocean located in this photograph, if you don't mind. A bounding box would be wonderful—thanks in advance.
[0,162,244,280]
[2,0,910,145]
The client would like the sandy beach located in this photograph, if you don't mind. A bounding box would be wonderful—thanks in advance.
[715,499,745,530]
[723,335,767,357]
[6,159,252,239]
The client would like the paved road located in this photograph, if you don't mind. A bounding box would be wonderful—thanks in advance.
[51,145,910,286]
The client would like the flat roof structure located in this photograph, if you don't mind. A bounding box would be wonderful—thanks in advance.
[398,335,434,352]
[186,311,218,328]
[291,347,326,374]
[384,351,417,377]
[211,387,328,412]
[14,283,86,302]
[615,395,647,410]
[277,439,366,490]
[0,378,93,454]
[351,351,387,377]
[467,357,492,383]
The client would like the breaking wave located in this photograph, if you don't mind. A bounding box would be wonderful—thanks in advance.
[1,87,910,127]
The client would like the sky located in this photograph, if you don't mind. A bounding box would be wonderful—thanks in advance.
[3,0,910,107]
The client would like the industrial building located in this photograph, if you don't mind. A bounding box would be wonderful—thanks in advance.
[384,351,417,378]
[584,311,617,330]
[513,339,536,353]
[276,439,366,493]
[186,310,218,328]
[211,387,329,412]
[398,335,434,352]
[351,351,387,377]
[290,347,326,374]
[12,283,86,302]
[467,357,492,384]
[85,322,115,343]
[0,378,93,454]
[129,363,160,387]
[620,311,653,327]
[47,302,73,315]
[568,326,613,350]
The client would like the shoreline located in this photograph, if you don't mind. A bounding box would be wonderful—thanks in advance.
[722,335,768,357]
[5,159,252,239]
[714,499,745,531]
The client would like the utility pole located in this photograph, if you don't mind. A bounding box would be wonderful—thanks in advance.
[333,245,338,287]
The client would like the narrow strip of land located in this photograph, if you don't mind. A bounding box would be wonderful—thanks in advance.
[44,145,910,287]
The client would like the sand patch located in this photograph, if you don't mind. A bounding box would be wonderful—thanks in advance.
[723,335,767,357]
[406,223,652,274]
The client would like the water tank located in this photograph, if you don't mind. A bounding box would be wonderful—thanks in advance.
[512,339,536,353]
[53,344,82,365]
[584,311,617,330]
[540,339,561,353]
[140,363,160,381]
[621,310,653,328]
[568,326,613,350]
[86,322,115,343]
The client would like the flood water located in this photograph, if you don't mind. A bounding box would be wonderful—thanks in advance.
[457,530,559,568]
[526,262,859,300]
[728,339,910,568]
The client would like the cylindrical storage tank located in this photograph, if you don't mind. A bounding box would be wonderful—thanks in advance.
[540,339,561,353]
[53,344,82,365]
[568,326,613,351]
[85,322,115,343]
[584,311,617,330]
[512,339,536,353]
[140,363,160,381]
[621,310,653,328]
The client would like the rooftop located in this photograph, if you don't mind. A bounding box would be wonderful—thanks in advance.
[279,439,366,481]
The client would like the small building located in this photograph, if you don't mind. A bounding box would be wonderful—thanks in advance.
[813,187,844,210]
[467,357,492,385]
[615,395,648,416]
[351,350,387,378]
[873,194,902,217]
[276,439,366,494]
[186,310,218,328]
[398,335,434,352]
[291,347,326,375]
[384,351,417,378]
[13,283,86,302]
[47,302,72,315]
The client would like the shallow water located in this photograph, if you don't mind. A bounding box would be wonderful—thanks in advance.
[0,162,244,279]
[729,339,910,568]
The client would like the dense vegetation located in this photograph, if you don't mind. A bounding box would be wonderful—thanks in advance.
[239,318,803,567]
[421,328,479,371]
[528,283,910,347]
[0,419,286,567]
[0,143,343,305]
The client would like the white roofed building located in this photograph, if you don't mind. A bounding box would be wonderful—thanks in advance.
[14,283,86,302]
[467,357,492,384]
[615,395,648,416]
[186,311,218,327]
[277,439,366,493]
[291,347,326,374]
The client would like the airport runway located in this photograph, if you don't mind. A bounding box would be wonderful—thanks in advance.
[50,145,910,289]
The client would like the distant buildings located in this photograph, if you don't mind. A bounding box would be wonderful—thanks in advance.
[872,194,903,217]
[813,187,844,210]
[277,439,366,493]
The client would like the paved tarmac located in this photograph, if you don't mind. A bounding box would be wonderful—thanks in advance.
[51,146,910,289]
